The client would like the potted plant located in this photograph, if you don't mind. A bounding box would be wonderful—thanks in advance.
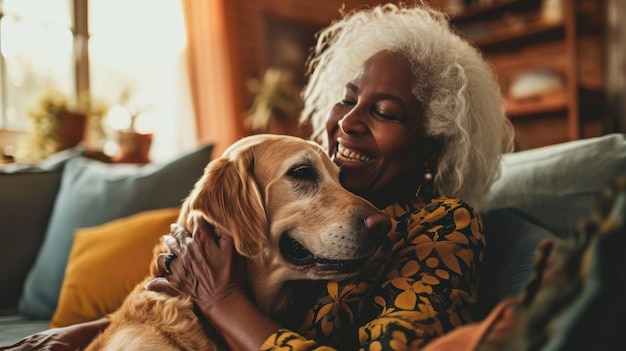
[15,89,108,163]
[244,67,309,138]
[109,87,153,164]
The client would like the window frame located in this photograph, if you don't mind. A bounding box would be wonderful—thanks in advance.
[0,0,89,131]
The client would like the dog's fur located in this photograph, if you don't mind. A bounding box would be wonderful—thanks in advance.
[85,134,390,351]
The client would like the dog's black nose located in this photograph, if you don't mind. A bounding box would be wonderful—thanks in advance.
[364,212,391,235]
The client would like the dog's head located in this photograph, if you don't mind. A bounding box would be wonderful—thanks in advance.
[178,134,390,283]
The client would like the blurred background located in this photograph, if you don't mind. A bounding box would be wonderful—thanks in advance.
[0,0,623,164]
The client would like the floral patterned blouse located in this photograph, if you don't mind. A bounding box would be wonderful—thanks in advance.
[260,195,486,351]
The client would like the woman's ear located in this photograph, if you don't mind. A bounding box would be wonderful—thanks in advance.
[419,137,441,197]
[421,137,442,178]
[424,137,442,166]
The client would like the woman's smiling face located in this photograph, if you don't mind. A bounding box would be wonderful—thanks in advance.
[326,50,432,208]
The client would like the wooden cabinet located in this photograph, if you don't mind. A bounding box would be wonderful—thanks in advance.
[447,0,609,150]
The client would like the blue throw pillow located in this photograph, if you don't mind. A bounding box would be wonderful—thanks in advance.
[18,144,213,319]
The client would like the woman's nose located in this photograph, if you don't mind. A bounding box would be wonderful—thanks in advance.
[339,109,368,135]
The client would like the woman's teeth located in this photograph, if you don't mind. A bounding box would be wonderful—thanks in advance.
[337,145,372,162]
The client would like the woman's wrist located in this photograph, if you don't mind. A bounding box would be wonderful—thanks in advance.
[202,290,282,351]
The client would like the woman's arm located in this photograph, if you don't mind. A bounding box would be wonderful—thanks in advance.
[207,288,282,350]
[2,317,110,351]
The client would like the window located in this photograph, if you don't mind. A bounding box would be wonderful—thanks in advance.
[0,0,194,161]
[0,0,74,131]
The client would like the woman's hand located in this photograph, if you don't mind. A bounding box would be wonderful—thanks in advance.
[2,318,110,351]
[149,220,250,317]
[146,220,281,350]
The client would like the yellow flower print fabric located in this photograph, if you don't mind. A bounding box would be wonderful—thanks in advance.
[261,196,485,351]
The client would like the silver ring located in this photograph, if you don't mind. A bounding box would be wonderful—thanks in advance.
[164,253,177,275]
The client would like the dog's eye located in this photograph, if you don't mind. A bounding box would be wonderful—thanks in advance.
[287,164,317,181]
[286,164,319,194]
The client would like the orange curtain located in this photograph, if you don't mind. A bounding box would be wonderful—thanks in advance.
[181,0,245,158]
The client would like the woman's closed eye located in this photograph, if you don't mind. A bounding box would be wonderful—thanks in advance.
[373,109,401,121]
[339,99,403,121]
[340,98,356,106]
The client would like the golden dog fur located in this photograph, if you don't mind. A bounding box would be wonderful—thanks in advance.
[85,134,389,351]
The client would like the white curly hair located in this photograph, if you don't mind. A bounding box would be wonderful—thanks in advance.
[301,1,515,209]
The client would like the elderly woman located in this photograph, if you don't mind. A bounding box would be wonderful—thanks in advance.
[157,3,514,351]
[4,3,513,351]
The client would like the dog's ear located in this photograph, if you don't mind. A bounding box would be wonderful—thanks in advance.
[189,150,267,257]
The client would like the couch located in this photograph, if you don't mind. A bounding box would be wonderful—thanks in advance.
[0,134,624,346]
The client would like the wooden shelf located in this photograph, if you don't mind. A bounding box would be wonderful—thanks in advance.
[449,0,543,22]
[444,0,607,150]
[505,90,568,118]
[469,20,564,48]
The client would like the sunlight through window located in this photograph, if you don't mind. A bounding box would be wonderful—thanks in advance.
[1,0,194,162]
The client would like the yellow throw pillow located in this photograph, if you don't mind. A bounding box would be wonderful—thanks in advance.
[49,207,180,328]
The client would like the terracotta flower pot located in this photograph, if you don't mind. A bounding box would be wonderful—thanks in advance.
[57,112,87,150]
[113,131,153,164]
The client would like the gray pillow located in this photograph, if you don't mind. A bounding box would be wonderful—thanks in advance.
[18,144,213,319]
[487,133,626,239]
[0,148,82,314]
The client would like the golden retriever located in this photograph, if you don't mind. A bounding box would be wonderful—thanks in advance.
[85,134,391,351]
